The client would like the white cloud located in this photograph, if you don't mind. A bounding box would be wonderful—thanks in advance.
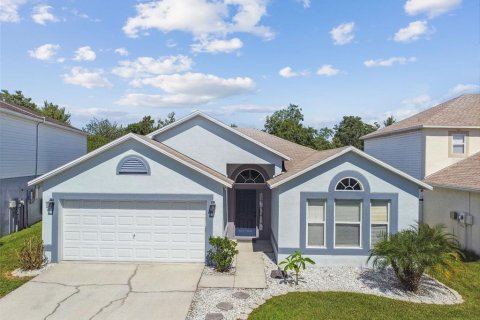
[380,94,433,122]
[112,55,193,79]
[394,20,431,43]
[166,39,177,48]
[206,104,280,116]
[28,44,60,60]
[73,46,96,61]
[191,38,243,53]
[404,0,462,18]
[0,0,26,23]
[114,48,129,56]
[330,22,355,45]
[402,94,432,108]
[364,56,416,67]
[63,67,112,88]
[278,66,308,78]
[301,0,311,8]
[448,83,480,96]
[316,65,340,77]
[122,0,274,40]
[31,5,58,25]
[117,72,255,107]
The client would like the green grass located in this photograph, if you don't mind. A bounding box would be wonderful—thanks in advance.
[249,261,480,320]
[0,223,42,297]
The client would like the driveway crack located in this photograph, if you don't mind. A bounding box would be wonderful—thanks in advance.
[44,286,81,320]
[89,265,139,320]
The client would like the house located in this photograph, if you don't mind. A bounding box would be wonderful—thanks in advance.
[28,111,430,266]
[362,94,480,180]
[423,153,480,255]
[0,100,87,235]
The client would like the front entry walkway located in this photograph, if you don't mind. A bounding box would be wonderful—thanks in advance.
[199,240,268,289]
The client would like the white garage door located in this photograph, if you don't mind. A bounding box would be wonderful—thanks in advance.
[61,199,206,262]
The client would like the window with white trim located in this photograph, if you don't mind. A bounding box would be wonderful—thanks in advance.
[306,199,326,247]
[451,132,466,154]
[336,178,363,191]
[335,200,362,248]
[370,200,389,247]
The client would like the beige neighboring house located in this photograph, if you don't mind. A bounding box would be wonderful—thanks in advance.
[361,94,480,254]
[423,153,480,255]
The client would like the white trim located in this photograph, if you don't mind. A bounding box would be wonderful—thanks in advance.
[335,177,364,191]
[306,199,326,248]
[362,125,480,140]
[234,168,265,183]
[369,200,390,249]
[334,199,363,249]
[0,105,88,136]
[28,133,233,188]
[426,183,480,193]
[268,147,432,190]
[146,111,291,160]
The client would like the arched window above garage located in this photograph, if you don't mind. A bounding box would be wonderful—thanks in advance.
[117,156,150,175]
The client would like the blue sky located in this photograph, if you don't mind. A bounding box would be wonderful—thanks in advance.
[1,0,479,129]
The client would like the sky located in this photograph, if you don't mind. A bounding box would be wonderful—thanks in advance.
[1,0,479,129]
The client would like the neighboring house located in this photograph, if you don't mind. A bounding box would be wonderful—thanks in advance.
[0,100,87,235]
[362,94,480,180]
[423,153,480,255]
[28,111,429,266]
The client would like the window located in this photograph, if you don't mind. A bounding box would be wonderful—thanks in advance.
[451,132,467,155]
[306,199,326,247]
[117,156,150,175]
[235,169,265,183]
[335,178,363,191]
[371,200,389,247]
[335,200,362,248]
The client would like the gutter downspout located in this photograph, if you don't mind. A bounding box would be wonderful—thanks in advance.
[35,117,46,176]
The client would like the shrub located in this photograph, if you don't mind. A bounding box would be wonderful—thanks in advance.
[368,223,462,292]
[207,236,238,272]
[16,237,47,270]
[279,250,315,285]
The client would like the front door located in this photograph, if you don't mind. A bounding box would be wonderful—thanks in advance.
[235,189,257,237]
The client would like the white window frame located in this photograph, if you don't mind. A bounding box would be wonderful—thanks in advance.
[335,177,364,192]
[449,131,468,157]
[370,200,390,249]
[334,200,362,249]
[306,199,326,248]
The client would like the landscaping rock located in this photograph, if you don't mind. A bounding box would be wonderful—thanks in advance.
[232,291,250,299]
[270,269,283,279]
[205,313,224,320]
[216,302,234,311]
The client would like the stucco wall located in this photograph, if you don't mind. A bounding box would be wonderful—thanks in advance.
[423,188,480,255]
[153,116,284,175]
[275,152,420,266]
[40,139,225,262]
[424,128,480,177]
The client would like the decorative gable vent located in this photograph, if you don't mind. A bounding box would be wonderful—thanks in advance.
[117,156,150,175]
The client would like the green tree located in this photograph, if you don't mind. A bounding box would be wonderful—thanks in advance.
[332,116,378,150]
[383,115,396,127]
[157,112,175,129]
[40,101,71,124]
[1,90,38,111]
[124,116,157,135]
[368,223,462,292]
[264,104,332,150]
[83,118,123,152]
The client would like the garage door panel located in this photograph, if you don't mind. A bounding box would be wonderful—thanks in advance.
[62,200,207,262]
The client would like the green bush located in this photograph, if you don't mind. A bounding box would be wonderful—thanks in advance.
[279,250,315,285]
[368,223,462,292]
[207,236,238,272]
[16,237,47,270]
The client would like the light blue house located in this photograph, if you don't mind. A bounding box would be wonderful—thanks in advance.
[29,111,430,266]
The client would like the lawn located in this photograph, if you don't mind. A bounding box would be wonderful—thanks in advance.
[0,222,42,297]
[249,260,480,320]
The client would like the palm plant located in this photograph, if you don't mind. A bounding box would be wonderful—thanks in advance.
[368,223,462,292]
[279,250,315,285]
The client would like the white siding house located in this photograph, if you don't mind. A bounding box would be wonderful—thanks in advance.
[0,101,87,235]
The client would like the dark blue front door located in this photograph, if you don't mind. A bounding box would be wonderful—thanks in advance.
[235,189,256,236]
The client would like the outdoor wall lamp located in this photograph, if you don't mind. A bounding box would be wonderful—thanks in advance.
[47,198,55,215]
[208,201,216,218]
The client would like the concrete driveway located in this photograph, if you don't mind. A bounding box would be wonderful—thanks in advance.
[0,262,203,320]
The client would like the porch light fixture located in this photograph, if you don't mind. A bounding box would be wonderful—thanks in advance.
[208,201,216,218]
[47,198,55,215]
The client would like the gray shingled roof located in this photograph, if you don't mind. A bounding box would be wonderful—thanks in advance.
[362,94,480,140]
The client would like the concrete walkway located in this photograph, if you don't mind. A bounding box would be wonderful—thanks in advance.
[199,240,269,289]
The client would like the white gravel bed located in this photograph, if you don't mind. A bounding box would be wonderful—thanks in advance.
[187,253,463,320]
[203,256,237,276]
[11,263,56,278]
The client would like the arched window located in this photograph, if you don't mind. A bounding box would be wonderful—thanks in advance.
[117,156,150,175]
[335,177,363,191]
[235,169,265,183]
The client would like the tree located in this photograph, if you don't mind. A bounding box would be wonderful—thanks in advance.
[1,89,38,111]
[124,116,157,135]
[83,118,123,152]
[264,104,332,150]
[40,101,71,124]
[368,223,462,292]
[157,112,175,129]
[332,116,378,150]
[383,115,396,127]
